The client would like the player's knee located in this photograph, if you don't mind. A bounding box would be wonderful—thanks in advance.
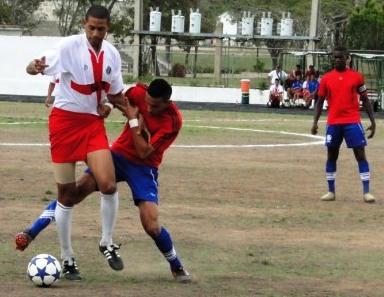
[98,181,117,194]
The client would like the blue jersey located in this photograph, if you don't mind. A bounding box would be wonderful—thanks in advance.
[291,80,302,90]
[308,79,319,93]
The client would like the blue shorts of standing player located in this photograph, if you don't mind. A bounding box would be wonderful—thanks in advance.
[15,151,191,282]
[325,123,367,148]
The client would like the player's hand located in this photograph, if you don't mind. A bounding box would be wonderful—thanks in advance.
[45,96,53,108]
[97,104,112,118]
[115,100,139,120]
[311,123,318,135]
[366,124,376,139]
[28,57,49,75]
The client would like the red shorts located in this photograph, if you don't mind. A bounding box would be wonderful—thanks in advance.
[49,107,109,163]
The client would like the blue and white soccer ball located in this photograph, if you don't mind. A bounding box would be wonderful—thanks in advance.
[27,254,61,287]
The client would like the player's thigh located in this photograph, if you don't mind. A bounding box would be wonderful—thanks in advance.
[344,123,367,148]
[53,162,76,184]
[87,149,116,193]
[325,125,343,147]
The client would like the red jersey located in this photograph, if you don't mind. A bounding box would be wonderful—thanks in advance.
[111,84,182,168]
[318,68,366,124]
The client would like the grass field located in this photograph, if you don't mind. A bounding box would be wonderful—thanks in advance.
[1,101,384,297]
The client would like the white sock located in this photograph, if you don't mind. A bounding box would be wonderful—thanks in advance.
[100,191,119,247]
[55,202,74,261]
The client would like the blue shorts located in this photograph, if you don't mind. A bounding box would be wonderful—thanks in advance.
[325,123,367,148]
[86,151,159,206]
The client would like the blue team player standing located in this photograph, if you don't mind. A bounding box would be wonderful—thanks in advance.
[311,46,376,203]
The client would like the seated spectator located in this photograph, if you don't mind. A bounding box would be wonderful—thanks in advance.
[268,64,288,85]
[291,64,302,78]
[305,65,316,78]
[290,74,303,104]
[303,73,319,108]
[268,78,284,108]
[285,73,295,99]
[302,75,310,98]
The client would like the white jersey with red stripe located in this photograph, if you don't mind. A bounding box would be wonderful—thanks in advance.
[42,34,124,115]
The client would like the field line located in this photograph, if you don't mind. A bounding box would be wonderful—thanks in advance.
[0,125,324,148]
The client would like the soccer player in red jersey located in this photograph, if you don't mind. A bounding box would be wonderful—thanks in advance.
[15,79,191,283]
[311,46,376,203]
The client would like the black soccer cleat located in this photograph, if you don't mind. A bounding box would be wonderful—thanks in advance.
[172,266,192,283]
[61,258,82,281]
[99,243,124,271]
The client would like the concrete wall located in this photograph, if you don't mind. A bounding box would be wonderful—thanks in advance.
[0,35,270,105]
[0,35,63,96]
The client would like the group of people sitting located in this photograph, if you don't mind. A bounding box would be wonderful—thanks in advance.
[267,64,320,109]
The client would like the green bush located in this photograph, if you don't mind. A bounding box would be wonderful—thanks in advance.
[258,80,269,90]
[170,63,187,77]
[253,59,265,72]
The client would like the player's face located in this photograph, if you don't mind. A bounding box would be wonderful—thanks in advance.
[333,50,347,71]
[84,17,109,51]
[145,93,169,115]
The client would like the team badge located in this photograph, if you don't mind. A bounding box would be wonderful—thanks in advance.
[84,65,88,71]
[106,66,111,74]
[326,134,332,143]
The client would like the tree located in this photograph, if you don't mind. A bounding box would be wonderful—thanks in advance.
[52,0,130,36]
[345,0,384,50]
[0,0,45,33]
[53,0,87,36]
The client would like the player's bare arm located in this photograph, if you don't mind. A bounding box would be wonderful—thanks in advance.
[96,92,126,118]
[115,101,154,159]
[360,93,376,139]
[26,57,49,75]
[311,96,325,135]
[107,92,126,107]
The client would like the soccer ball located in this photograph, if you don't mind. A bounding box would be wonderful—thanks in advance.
[27,254,61,287]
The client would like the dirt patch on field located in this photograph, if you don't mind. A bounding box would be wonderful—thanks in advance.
[2,103,384,297]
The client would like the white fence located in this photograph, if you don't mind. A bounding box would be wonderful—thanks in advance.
[0,35,270,104]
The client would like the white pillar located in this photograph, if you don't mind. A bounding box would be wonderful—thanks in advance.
[133,0,143,77]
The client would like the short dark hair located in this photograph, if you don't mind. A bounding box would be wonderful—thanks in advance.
[333,46,349,56]
[86,5,110,23]
[148,79,172,101]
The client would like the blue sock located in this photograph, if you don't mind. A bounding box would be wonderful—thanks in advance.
[358,160,370,194]
[27,200,57,239]
[326,161,336,193]
[152,227,182,271]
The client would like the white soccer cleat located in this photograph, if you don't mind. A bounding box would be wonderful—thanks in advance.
[320,192,336,201]
[363,193,375,203]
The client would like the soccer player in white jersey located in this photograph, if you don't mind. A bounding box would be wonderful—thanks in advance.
[25,5,126,280]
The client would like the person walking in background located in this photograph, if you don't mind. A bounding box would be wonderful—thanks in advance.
[45,74,60,107]
[311,46,376,203]
[25,4,126,280]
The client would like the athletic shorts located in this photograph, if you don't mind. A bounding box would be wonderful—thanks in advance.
[86,151,159,205]
[49,107,109,163]
[325,123,367,148]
